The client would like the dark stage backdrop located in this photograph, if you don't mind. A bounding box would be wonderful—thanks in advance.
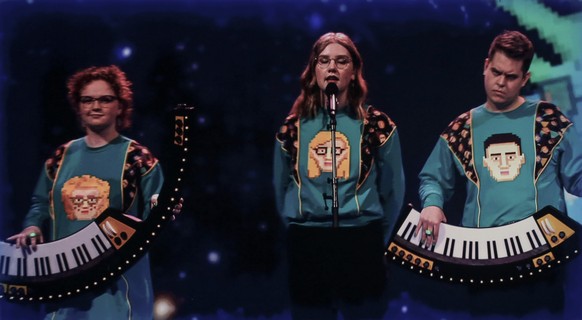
[1,0,581,319]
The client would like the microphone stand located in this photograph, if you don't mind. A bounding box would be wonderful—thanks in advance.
[329,108,339,228]
[323,83,339,228]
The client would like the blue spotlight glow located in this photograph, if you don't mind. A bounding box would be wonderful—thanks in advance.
[114,45,133,60]
[308,13,323,31]
[208,250,221,264]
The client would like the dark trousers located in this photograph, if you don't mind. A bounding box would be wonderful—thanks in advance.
[388,252,568,318]
[287,221,388,320]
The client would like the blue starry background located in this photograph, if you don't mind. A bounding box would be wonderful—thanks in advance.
[0,0,581,319]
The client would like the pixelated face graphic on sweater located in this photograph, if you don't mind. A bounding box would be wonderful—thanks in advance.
[62,175,110,220]
[483,133,525,182]
[308,131,350,179]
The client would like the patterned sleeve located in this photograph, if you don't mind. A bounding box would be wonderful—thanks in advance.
[125,141,164,220]
[23,142,72,229]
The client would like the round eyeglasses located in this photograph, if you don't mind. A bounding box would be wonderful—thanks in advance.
[315,55,352,70]
[79,95,118,106]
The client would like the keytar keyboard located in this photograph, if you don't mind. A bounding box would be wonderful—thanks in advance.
[0,104,194,302]
[386,205,581,285]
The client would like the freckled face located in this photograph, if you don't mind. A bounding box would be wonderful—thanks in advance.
[70,188,103,220]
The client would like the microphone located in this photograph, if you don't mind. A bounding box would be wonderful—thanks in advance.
[325,83,338,116]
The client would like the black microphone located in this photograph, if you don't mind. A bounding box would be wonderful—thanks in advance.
[325,83,338,116]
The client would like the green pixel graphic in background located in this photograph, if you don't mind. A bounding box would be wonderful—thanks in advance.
[496,0,582,117]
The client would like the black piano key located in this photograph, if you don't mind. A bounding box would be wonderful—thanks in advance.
[526,231,536,249]
[45,256,52,275]
[81,244,92,261]
[409,225,418,242]
[402,222,412,239]
[493,241,499,259]
[72,248,81,266]
[92,238,103,255]
[532,229,543,247]
[17,258,22,277]
[469,241,474,259]
[446,239,456,257]
[462,240,467,259]
[75,247,87,265]
[444,238,450,256]
[34,258,39,276]
[95,234,108,253]
[515,236,524,254]
[0,255,6,275]
[38,257,44,276]
[475,241,479,259]
[40,256,47,276]
[15,257,26,277]
[510,237,517,256]
[4,256,10,275]
[403,222,417,242]
[56,254,63,273]
[34,256,50,276]
[61,252,70,271]
[57,252,71,273]
[504,238,511,256]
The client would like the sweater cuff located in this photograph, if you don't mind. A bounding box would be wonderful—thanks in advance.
[422,193,444,209]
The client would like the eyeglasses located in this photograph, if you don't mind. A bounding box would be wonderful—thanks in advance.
[79,95,118,106]
[313,146,346,156]
[315,55,352,70]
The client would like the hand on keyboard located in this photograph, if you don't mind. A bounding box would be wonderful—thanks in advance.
[7,225,44,250]
[416,206,447,248]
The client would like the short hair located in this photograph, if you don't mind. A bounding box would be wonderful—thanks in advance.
[290,32,368,119]
[66,65,133,131]
[488,30,535,74]
[483,133,523,154]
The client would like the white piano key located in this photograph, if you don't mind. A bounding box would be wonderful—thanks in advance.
[399,209,550,261]
[1,222,113,277]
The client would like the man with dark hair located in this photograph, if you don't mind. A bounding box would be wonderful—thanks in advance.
[416,30,582,316]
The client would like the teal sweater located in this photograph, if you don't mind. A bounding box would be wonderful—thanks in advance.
[419,100,582,228]
[24,135,164,320]
[274,106,405,242]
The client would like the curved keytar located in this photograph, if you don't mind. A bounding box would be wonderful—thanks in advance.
[0,104,194,302]
[386,205,581,285]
